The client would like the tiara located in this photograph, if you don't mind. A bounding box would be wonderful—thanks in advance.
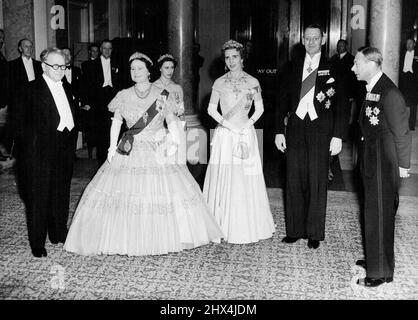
[129,52,153,65]
[158,54,175,63]
[222,40,243,51]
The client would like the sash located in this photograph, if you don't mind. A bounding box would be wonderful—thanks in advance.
[117,89,169,155]
[223,86,260,121]
[299,68,318,101]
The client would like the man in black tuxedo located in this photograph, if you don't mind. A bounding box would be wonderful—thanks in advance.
[275,24,344,249]
[81,43,99,73]
[8,38,42,202]
[62,47,82,108]
[62,47,83,157]
[81,40,120,165]
[351,47,411,287]
[8,39,43,106]
[80,43,99,159]
[19,48,76,257]
[399,38,418,131]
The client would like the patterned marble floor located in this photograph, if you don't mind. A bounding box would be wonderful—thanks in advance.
[1,165,418,300]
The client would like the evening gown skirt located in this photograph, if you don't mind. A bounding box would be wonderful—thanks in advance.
[203,126,275,244]
[64,135,223,256]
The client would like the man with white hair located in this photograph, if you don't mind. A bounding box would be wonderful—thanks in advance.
[18,48,76,257]
[351,47,411,287]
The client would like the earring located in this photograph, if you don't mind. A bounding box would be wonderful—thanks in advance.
[224,65,228,72]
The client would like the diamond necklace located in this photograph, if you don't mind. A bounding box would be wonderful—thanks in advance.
[134,84,152,99]
[226,72,247,99]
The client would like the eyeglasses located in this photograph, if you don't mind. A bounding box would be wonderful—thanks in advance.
[43,62,69,70]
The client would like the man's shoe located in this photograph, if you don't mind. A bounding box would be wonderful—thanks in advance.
[50,240,65,245]
[307,239,320,249]
[357,277,393,287]
[356,259,366,269]
[282,236,300,243]
[31,247,47,258]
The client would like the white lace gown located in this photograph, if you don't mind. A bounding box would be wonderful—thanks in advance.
[64,85,223,256]
[203,73,275,244]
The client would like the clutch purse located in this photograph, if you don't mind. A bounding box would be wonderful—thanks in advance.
[233,136,250,160]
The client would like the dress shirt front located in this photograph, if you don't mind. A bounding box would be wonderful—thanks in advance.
[43,74,74,131]
[339,52,347,59]
[101,56,113,87]
[22,56,35,82]
[295,52,321,120]
[403,50,414,73]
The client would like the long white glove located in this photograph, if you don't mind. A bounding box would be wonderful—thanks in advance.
[241,99,263,131]
[107,117,123,163]
[207,102,240,134]
[167,118,181,145]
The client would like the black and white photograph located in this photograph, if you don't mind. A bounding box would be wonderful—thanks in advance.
[0,0,417,305]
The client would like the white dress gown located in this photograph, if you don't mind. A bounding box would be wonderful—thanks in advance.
[64,85,223,256]
[203,72,275,244]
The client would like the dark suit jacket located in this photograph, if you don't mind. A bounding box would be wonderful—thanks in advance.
[359,73,411,169]
[8,56,42,92]
[331,52,356,99]
[276,54,344,139]
[62,66,82,131]
[80,59,96,105]
[25,77,76,160]
[399,49,418,105]
[62,66,82,104]
[8,57,42,135]
[82,57,121,107]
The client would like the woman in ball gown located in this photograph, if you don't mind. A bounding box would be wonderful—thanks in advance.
[203,40,275,244]
[153,54,187,165]
[64,52,223,256]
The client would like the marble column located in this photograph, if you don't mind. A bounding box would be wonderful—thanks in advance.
[288,0,301,59]
[168,0,194,116]
[0,0,4,28]
[167,0,207,164]
[2,0,35,60]
[369,0,402,85]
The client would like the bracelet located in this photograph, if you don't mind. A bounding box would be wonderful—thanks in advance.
[220,118,225,126]
[250,118,255,124]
